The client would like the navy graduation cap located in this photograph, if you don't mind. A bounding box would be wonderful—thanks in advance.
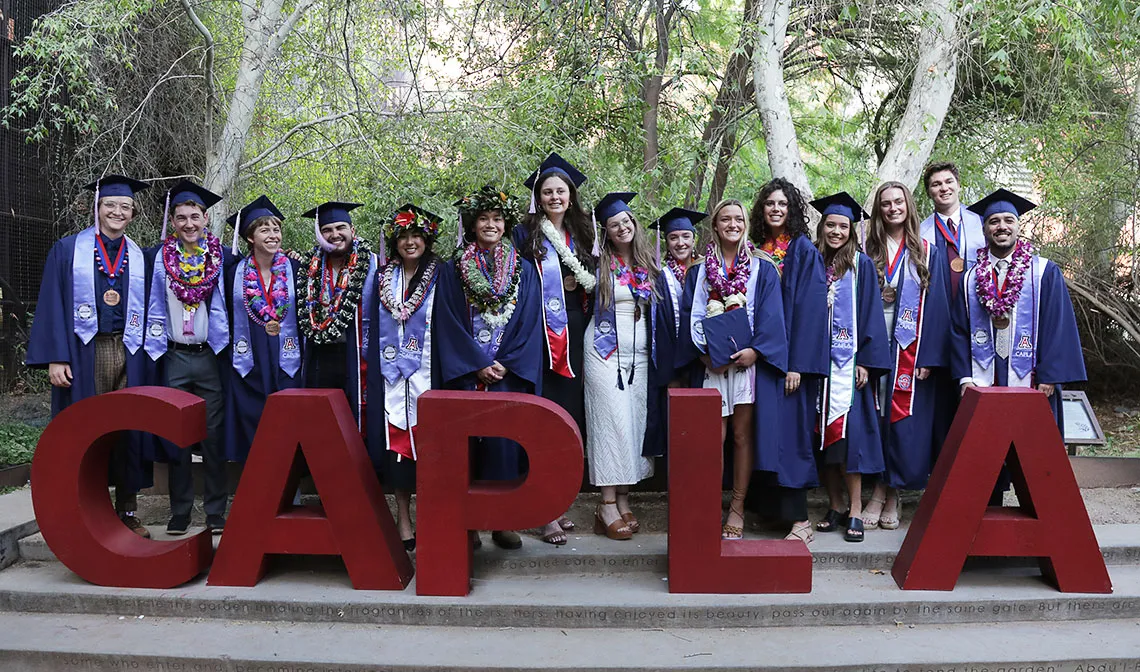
[523,152,588,190]
[967,188,1037,222]
[227,195,283,235]
[83,175,150,199]
[301,201,364,227]
[651,207,707,234]
[167,181,223,210]
[809,191,868,223]
[594,192,637,224]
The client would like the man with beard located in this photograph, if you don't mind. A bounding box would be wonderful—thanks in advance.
[297,202,378,428]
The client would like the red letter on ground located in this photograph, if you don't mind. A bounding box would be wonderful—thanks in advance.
[32,387,213,588]
[208,389,413,590]
[667,389,812,593]
[415,391,584,596]
[892,387,1111,592]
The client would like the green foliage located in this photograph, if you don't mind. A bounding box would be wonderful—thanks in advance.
[0,424,40,467]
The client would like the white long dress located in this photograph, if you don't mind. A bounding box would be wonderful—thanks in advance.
[584,290,655,486]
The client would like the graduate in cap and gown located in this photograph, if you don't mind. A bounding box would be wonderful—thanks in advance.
[513,152,596,543]
[584,192,659,541]
[297,201,378,429]
[919,162,986,471]
[650,206,706,389]
[365,203,444,552]
[952,189,1086,501]
[434,185,543,550]
[810,193,891,543]
[676,198,788,540]
[223,196,304,464]
[26,175,154,537]
[862,182,952,530]
[748,178,828,543]
[143,181,232,535]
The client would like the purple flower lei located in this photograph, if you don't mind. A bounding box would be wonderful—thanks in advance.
[703,240,753,300]
[243,252,291,325]
[974,240,1033,317]
[162,233,223,307]
[610,254,652,301]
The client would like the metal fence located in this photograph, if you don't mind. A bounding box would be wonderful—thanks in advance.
[1,0,64,388]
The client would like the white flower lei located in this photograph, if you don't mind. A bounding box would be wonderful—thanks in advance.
[479,300,518,329]
[540,217,596,292]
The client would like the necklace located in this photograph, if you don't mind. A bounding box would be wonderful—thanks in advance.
[300,237,372,344]
[760,233,791,270]
[379,258,438,322]
[666,254,688,284]
[611,254,652,301]
[162,233,222,309]
[244,252,291,325]
[458,241,522,328]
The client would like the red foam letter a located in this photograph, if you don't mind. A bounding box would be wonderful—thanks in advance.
[208,389,413,590]
[892,387,1111,592]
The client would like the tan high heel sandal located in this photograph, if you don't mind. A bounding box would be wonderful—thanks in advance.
[722,489,746,540]
[594,500,633,540]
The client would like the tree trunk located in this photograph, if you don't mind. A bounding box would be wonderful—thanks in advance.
[685,0,758,208]
[873,0,959,191]
[1119,71,1140,287]
[205,0,314,234]
[706,118,739,212]
[753,0,812,200]
[641,0,670,177]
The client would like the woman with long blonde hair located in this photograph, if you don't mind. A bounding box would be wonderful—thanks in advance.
[584,192,659,540]
[862,181,951,530]
[675,198,787,540]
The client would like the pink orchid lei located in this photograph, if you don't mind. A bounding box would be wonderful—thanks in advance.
[974,240,1033,317]
[162,232,223,308]
[611,254,653,301]
[243,252,291,325]
[665,254,688,284]
[703,240,753,306]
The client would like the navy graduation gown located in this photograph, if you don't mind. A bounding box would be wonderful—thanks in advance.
[881,244,952,490]
[25,232,153,491]
[433,255,543,480]
[674,256,789,475]
[776,235,829,488]
[824,253,892,475]
[223,256,304,462]
[950,258,1085,433]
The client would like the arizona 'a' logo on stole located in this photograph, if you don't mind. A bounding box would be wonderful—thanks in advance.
[890,242,931,423]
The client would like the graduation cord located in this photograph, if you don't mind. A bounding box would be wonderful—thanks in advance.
[615,283,638,390]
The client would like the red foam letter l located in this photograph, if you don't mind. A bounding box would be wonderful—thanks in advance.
[667,389,812,593]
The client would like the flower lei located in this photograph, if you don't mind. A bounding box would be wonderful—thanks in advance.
[379,257,439,323]
[826,264,839,308]
[665,254,689,285]
[162,233,222,309]
[611,254,652,302]
[244,252,291,325]
[384,209,440,245]
[760,233,791,270]
[458,241,522,328]
[299,237,372,344]
[539,217,596,291]
[704,241,752,317]
[974,240,1033,318]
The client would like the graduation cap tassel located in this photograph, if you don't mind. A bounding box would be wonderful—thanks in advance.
[528,171,538,214]
[377,239,387,267]
[655,227,661,266]
[231,207,242,256]
[616,368,625,390]
[591,210,601,257]
[93,184,100,231]
[314,206,337,253]
[160,189,171,240]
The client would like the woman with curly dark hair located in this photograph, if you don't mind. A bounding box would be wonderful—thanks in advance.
[746,178,829,543]
[512,152,597,545]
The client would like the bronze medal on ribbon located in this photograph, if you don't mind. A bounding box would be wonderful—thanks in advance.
[881,286,897,304]
[265,320,281,336]
[562,275,578,292]
[992,315,1010,329]
[950,258,965,273]
[102,289,121,307]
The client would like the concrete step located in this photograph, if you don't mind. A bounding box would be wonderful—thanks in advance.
[0,611,1138,671]
[18,523,1140,577]
[0,489,36,571]
[3,558,1140,630]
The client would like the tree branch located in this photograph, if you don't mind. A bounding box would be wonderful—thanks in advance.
[239,110,363,171]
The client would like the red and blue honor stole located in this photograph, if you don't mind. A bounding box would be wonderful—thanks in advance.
[889,241,930,423]
[537,233,574,378]
[821,261,858,447]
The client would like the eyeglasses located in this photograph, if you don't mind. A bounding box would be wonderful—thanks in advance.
[101,202,135,213]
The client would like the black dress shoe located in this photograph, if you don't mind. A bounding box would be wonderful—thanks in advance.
[166,515,190,536]
[206,514,226,534]
[402,536,416,552]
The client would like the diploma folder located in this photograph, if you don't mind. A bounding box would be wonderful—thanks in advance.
[703,308,753,369]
